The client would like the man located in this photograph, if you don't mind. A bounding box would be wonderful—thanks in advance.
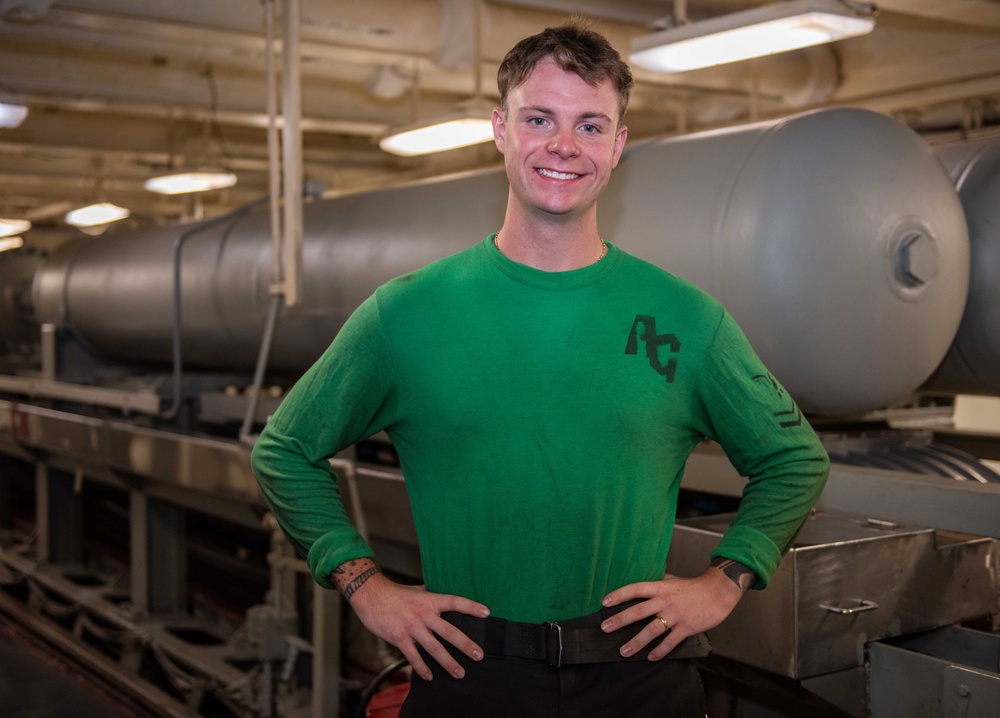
[252,23,829,717]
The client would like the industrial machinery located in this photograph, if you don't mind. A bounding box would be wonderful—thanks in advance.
[0,108,997,717]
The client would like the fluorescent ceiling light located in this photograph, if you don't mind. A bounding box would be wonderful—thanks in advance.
[0,99,28,128]
[65,202,131,228]
[0,217,31,237]
[144,170,238,195]
[379,106,495,157]
[630,0,875,74]
[0,236,24,253]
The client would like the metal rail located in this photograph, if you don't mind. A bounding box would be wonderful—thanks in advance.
[0,375,161,414]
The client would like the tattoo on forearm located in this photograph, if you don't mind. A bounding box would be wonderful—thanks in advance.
[344,567,380,600]
[711,557,757,593]
[330,558,381,601]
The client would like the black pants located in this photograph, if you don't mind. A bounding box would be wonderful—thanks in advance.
[399,607,707,718]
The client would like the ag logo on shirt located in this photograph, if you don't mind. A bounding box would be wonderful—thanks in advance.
[625,315,680,383]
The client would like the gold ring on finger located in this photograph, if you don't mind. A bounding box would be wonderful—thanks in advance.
[656,615,671,631]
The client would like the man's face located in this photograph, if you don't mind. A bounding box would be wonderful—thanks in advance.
[492,57,627,224]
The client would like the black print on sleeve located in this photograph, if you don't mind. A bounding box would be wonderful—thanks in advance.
[752,373,803,429]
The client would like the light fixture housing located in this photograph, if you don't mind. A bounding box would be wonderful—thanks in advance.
[379,103,495,157]
[630,0,875,74]
[144,170,238,195]
[65,202,131,228]
[0,236,24,253]
[0,217,31,237]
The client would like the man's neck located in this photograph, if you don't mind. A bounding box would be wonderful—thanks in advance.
[496,207,604,272]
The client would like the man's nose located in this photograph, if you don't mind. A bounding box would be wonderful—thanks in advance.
[548,126,580,158]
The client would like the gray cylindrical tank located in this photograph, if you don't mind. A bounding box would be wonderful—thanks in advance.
[31,108,968,416]
[923,138,1000,395]
[32,171,509,374]
[603,108,969,415]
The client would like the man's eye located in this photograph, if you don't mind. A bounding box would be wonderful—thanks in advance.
[581,124,599,133]
[529,117,546,126]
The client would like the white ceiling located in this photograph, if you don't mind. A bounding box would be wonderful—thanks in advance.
[1,0,999,247]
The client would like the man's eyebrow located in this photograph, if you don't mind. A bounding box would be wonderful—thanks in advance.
[579,111,614,124]
[517,104,555,116]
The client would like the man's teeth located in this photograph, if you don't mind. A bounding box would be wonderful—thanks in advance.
[537,168,580,180]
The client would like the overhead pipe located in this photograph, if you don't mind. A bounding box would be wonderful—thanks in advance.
[1,1,844,131]
[281,0,304,307]
[238,0,290,445]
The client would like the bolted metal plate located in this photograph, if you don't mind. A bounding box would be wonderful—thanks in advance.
[943,663,1000,717]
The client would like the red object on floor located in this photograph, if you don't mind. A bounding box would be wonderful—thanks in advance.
[366,682,410,718]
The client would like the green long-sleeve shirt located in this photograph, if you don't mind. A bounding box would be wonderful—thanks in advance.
[251,236,829,623]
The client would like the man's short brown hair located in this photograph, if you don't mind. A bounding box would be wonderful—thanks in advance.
[497,23,634,125]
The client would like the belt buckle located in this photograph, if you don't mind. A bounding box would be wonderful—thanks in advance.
[545,621,563,668]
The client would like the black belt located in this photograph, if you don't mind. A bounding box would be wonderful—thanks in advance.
[442,603,711,668]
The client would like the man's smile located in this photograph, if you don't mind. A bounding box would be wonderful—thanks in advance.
[536,168,582,180]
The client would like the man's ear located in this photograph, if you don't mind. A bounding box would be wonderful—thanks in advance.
[492,107,506,154]
[611,123,628,169]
